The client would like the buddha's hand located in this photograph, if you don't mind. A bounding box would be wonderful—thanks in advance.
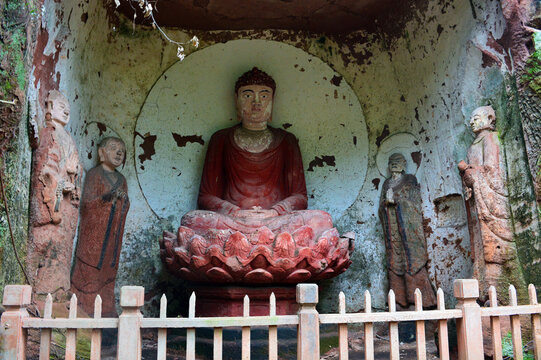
[385,188,395,205]
[233,208,279,219]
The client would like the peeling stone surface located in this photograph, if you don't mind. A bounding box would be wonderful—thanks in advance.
[23,0,541,314]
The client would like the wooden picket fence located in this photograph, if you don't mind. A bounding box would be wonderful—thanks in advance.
[1,279,540,360]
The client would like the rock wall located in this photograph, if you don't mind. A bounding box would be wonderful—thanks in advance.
[0,0,37,295]
[22,0,540,314]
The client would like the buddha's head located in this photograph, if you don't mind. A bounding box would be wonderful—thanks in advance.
[470,106,496,134]
[45,90,70,126]
[388,153,407,176]
[98,137,126,171]
[235,67,276,129]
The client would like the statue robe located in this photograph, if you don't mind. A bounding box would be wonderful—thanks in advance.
[71,164,129,317]
[378,173,436,308]
[181,125,336,237]
[198,124,308,214]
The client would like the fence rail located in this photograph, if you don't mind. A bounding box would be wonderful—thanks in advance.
[1,279,540,360]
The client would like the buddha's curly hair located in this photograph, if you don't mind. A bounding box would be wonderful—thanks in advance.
[235,67,276,94]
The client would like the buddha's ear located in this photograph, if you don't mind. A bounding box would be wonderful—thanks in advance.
[235,92,242,122]
[98,147,105,163]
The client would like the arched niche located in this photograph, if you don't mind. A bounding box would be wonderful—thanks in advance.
[135,39,368,224]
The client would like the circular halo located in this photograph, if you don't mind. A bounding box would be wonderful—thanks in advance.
[134,39,369,223]
[376,132,422,177]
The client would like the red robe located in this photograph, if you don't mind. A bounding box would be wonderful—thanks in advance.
[198,125,308,215]
[71,165,129,316]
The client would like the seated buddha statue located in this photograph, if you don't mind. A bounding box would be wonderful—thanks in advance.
[161,67,353,284]
[182,67,332,237]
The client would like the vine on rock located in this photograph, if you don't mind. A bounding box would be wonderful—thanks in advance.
[115,0,199,60]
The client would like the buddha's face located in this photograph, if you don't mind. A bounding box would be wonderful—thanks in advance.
[99,140,126,170]
[46,98,70,125]
[236,85,273,126]
[388,156,406,174]
[470,107,495,133]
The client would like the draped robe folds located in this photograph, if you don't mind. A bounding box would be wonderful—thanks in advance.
[28,123,81,300]
[71,165,129,316]
[182,125,333,236]
[378,173,436,308]
[462,130,524,300]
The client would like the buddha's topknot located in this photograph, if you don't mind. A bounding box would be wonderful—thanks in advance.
[235,67,276,94]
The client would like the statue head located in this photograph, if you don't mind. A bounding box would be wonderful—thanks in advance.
[388,153,407,175]
[45,90,70,126]
[470,106,496,134]
[98,137,126,171]
[235,68,276,129]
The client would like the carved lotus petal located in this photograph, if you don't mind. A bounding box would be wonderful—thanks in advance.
[286,269,312,282]
[249,226,275,245]
[192,255,210,268]
[292,225,315,247]
[206,267,234,282]
[274,232,296,258]
[245,269,274,283]
[189,235,210,256]
[177,226,195,244]
[250,254,270,269]
[160,225,353,284]
[204,229,234,247]
[225,231,252,258]
[315,237,331,257]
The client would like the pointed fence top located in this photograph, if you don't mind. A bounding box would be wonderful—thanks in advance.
[528,284,538,305]
[388,289,396,312]
[436,288,445,310]
[414,288,423,311]
[94,295,102,318]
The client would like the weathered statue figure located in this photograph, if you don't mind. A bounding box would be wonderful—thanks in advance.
[458,106,526,302]
[181,67,331,237]
[71,137,130,317]
[161,68,353,286]
[28,90,81,301]
[378,153,436,309]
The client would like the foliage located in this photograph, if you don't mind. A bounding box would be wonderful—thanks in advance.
[521,32,541,96]
[501,332,534,360]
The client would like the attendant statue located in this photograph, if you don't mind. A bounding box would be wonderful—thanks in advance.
[161,68,353,285]
[71,137,130,317]
[28,90,81,301]
[378,153,436,309]
[458,106,526,302]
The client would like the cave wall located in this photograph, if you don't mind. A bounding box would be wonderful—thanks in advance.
[0,0,38,296]
[23,0,541,313]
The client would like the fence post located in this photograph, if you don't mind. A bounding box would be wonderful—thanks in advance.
[117,286,144,360]
[0,285,32,360]
[297,283,319,360]
[454,279,484,360]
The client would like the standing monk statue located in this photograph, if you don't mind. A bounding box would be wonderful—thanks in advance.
[71,137,130,317]
[28,90,82,301]
[378,153,436,309]
[458,106,526,303]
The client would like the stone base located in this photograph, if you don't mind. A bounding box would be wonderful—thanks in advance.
[193,285,298,317]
